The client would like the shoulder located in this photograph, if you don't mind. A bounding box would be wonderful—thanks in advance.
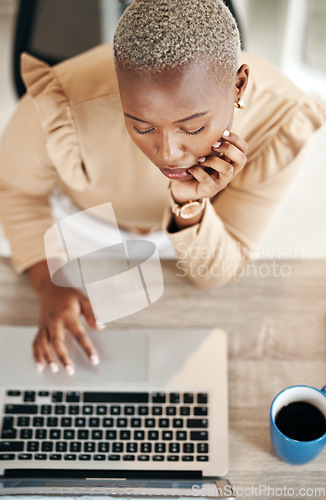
[241,52,305,99]
[53,43,118,103]
[232,52,326,184]
[18,44,120,190]
[237,52,326,145]
[21,43,118,104]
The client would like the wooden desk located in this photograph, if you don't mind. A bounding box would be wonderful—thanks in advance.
[0,257,326,499]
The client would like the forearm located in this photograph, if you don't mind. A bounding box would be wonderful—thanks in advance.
[169,211,204,232]
[27,260,54,296]
[163,200,251,289]
[0,183,63,274]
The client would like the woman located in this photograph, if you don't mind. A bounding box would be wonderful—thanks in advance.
[0,0,325,374]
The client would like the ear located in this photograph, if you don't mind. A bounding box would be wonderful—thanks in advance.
[234,64,249,100]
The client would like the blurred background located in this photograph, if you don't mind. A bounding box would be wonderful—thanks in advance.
[0,0,325,258]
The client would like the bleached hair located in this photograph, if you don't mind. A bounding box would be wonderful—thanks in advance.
[113,0,241,80]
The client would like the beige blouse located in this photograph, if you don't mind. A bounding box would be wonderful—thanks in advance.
[0,44,325,288]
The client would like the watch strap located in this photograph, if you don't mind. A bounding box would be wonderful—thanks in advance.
[168,183,207,219]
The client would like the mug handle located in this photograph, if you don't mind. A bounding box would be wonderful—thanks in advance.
[321,386,326,394]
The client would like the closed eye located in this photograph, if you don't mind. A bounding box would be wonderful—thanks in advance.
[183,125,206,136]
[133,126,155,135]
[133,124,207,136]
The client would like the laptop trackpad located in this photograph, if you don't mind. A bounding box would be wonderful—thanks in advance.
[0,327,148,386]
[64,330,148,384]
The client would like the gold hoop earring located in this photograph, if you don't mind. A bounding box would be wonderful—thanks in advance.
[234,98,245,109]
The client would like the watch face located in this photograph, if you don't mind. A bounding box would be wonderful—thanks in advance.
[180,201,202,219]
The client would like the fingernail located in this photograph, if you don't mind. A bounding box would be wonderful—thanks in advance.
[197,157,206,162]
[49,362,59,374]
[36,362,44,373]
[65,364,75,376]
[212,141,221,148]
[90,354,100,366]
[223,130,230,137]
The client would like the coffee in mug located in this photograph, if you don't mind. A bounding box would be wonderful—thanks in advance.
[275,401,326,441]
[270,385,326,465]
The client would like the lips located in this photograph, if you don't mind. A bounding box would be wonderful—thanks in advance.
[160,164,215,180]
[160,167,194,180]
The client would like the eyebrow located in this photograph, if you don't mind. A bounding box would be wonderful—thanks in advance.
[124,111,209,124]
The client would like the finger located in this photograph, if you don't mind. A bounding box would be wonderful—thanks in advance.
[189,165,220,185]
[197,156,234,180]
[212,141,246,169]
[68,322,100,366]
[221,129,248,153]
[32,330,46,373]
[189,163,227,198]
[38,329,60,374]
[80,295,103,330]
[48,322,75,375]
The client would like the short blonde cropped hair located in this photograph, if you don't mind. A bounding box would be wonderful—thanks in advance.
[113,0,241,81]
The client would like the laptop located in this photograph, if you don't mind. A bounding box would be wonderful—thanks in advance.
[0,325,234,498]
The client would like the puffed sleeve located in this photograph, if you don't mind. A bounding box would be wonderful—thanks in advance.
[0,92,63,273]
[0,52,91,273]
[162,98,326,289]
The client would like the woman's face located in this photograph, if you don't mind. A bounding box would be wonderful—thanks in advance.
[117,60,247,181]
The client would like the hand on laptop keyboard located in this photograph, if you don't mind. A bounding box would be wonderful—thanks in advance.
[29,262,101,375]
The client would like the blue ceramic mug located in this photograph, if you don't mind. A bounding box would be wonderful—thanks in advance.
[270,385,326,465]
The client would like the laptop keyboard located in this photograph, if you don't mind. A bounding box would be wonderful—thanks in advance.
[0,391,209,464]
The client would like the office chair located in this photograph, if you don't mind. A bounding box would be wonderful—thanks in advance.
[13,0,243,98]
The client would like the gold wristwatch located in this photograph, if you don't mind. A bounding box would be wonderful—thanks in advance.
[169,185,207,220]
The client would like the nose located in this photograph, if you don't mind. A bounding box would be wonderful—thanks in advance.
[156,132,184,164]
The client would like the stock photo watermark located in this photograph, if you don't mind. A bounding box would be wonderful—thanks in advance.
[192,483,326,498]
[175,242,305,280]
[44,202,164,326]
[44,204,304,323]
